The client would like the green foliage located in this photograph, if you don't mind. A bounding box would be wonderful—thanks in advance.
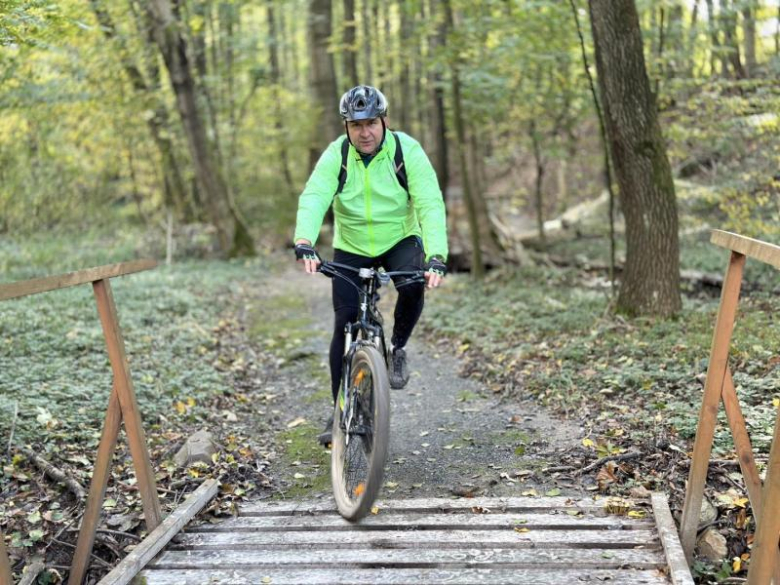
[0,232,267,451]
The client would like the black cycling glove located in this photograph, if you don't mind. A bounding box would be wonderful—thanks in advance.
[424,255,447,277]
[294,243,319,261]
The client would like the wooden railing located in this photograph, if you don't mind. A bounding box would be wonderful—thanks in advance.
[0,261,217,584]
[679,230,780,585]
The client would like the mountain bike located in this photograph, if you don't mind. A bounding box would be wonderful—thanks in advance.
[318,260,425,521]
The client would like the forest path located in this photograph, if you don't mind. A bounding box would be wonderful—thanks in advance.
[246,263,586,503]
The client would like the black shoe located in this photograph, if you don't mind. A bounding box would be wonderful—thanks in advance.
[318,414,334,447]
[389,346,409,389]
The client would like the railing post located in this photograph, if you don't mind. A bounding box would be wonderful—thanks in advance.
[0,530,12,584]
[69,387,122,585]
[679,251,745,560]
[91,278,162,529]
[747,406,780,585]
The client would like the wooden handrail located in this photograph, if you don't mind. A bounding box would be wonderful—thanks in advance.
[711,229,780,270]
[0,259,157,301]
[681,231,780,584]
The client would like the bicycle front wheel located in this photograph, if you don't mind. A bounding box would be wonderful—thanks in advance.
[331,345,390,521]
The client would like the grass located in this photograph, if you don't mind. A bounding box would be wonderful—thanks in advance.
[277,424,330,497]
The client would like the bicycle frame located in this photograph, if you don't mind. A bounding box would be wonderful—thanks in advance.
[318,261,424,437]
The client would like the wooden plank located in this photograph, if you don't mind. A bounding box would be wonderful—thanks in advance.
[93,279,162,531]
[711,230,780,270]
[0,529,12,585]
[70,386,123,585]
[0,259,156,301]
[241,496,614,516]
[136,567,673,585]
[171,528,661,549]
[650,493,694,585]
[680,251,745,561]
[188,513,655,532]
[98,478,218,585]
[747,406,780,585]
[149,547,667,570]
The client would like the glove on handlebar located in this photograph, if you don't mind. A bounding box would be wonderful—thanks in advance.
[294,243,319,261]
[424,256,447,277]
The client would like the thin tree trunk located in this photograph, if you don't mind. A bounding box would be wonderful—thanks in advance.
[443,0,483,278]
[742,1,758,77]
[704,0,723,76]
[530,119,546,247]
[721,0,745,78]
[589,0,681,317]
[267,0,295,196]
[361,0,373,81]
[398,0,411,131]
[149,0,254,257]
[307,0,342,171]
[428,0,449,201]
[687,0,700,78]
[343,0,359,87]
[570,0,617,295]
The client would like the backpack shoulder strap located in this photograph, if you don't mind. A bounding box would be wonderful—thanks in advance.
[392,131,409,195]
[335,137,350,196]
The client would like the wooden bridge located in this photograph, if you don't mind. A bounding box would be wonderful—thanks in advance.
[135,494,693,585]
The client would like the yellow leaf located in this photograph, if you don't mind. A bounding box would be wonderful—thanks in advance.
[175,401,186,414]
[628,510,647,519]
[514,527,530,533]
[733,556,742,573]
[773,397,779,408]
[186,397,196,407]
[734,497,749,508]
[371,506,380,515]
[582,438,595,448]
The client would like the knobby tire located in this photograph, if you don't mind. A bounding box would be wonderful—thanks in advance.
[330,345,390,521]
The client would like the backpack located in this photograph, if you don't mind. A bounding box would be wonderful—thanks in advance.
[335,131,409,197]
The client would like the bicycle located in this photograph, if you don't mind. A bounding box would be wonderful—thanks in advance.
[317,259,425,521]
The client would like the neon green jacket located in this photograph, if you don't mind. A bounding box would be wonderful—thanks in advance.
[294,131,448,261]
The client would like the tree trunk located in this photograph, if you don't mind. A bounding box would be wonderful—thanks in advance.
[530,119,546,247]
[149,0,254,257]
[343,0,359,87]
[742,1,758,77]
[361,0,373,81]
[704,0,724,76]
[92,0,192,221]
[588,0,681,317]
[443,0,483,278]
[308,0,342,172]
[428,0,449,201]
[267,0,295,196]
[398,0,411,131]
[720,0,745,78]
[687,0,700,78]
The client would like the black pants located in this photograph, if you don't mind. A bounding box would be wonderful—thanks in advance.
[329,236,425,402]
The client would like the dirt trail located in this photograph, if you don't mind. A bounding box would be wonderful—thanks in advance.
[252,266,586,502]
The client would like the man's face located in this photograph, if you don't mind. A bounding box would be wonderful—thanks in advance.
[347,117,384,155]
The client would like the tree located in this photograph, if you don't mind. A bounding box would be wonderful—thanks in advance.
[307,0,341,171]
[148,0,254,257]
[588,0,681,317]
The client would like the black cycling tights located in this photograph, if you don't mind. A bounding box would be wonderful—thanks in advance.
[329,236,425,403]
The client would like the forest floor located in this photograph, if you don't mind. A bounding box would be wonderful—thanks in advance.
[2,219,779,583]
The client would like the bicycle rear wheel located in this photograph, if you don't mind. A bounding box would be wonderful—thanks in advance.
[331,345,390,521]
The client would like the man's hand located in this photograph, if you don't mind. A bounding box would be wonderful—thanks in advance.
[294,239,320,274]
[424,256,447,289]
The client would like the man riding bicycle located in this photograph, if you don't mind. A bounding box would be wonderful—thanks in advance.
[293,85,448,446]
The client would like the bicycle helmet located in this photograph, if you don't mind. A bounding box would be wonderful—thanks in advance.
[339,85,388,121]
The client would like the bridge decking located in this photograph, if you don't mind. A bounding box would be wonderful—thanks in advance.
[134,494,693,585]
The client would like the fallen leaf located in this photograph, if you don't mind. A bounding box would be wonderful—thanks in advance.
[287,417,307,428]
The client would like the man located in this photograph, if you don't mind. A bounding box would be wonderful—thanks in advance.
[293,85,448,445]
